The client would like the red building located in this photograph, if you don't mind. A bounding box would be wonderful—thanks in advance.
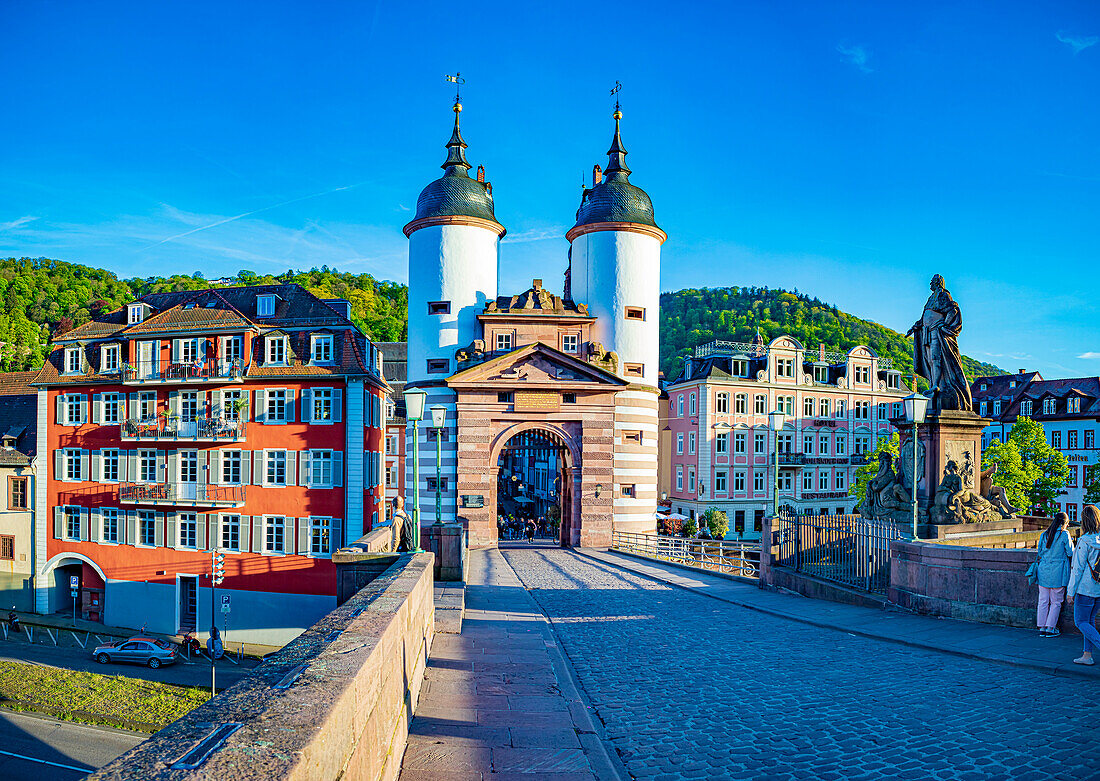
[32,285,387,646]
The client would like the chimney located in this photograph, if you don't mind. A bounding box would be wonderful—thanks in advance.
[532,279,542,291]
[819,342,826,361]
[1019,368,1026,374]
[593,164,602,186]
[476,165,485,183]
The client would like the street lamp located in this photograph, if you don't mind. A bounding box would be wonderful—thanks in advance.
[430,405,446,526]
[902,391,931,541]
[403,388,427,552]
[769,407,786,519]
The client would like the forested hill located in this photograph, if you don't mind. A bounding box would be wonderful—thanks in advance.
[0,258,406,371]
[659,287,1005,382]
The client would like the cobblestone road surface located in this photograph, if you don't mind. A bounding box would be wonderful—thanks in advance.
[501,548,1100,781]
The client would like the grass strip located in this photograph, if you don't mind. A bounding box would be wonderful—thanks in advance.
[0,660,210,733]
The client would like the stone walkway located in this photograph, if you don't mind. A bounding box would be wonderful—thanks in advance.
[399,548,623,780]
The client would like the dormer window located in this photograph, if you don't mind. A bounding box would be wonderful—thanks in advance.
[257,294,276,318]
[128,303,145,324]
[311,334,334,364]
[65,347,82,374]
[267,335,287,365]
[101,344,120,373]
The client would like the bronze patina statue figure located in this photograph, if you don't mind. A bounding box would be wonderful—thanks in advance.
[908,275,973,413]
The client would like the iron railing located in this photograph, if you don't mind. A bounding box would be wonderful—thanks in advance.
[693,339,893,369]
[119,482,246,507]
[122,416,247,441]
[611,531,759,578]
[772,513,904,593]
[123,359,244,384]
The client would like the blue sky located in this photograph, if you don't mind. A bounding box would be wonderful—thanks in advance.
[1,1,1098,377]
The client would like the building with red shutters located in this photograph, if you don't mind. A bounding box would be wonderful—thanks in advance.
[31,285,387,646]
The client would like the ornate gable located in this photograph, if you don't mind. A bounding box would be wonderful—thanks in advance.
[447,343,627,389]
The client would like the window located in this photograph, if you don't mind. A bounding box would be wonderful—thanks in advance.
[689,393,697,415]
[993,400,1001,416]
[819,435,829,455]
[892,402,902,420]
[735,394,747,414]
[310,518,330,555]
[754,432,767,454]
[65,506,80,539]
[854,366,870,384]
[688,432,696,454]
[1068,504,1078,523]
[804,434,814,454]
[266,389,288,423]
[495,333,513,352]
[980,383,988,391]
[803,471,813,491]
[179,451,198,483]
[753,471,764,492]
[676,433,684,455]
[624,363,644,378]
[877,403,887,420]
[128,303,144,324]
[734,471,746,492]
[1044,398,1056,415]
[562,334,578,353]
[221,514,241,551]
[820,471,829,490]
[8,477,27,509]
[715,471,727,493]
[835,472,846,491]
[1069,431,1079,449]
[265,451,287,486]
[223,389,244,422]
[677,396,684,416]
[820,399,830,417]
[64,449,81,481]
[563,392,576,404]
[813,365,829,383]
[427,358,449,374]
[1067,467,1078,488]
[496,391,514,404]
[1021,400,1033,417]
[716,392,729,413]
[676,466,683,492]
[755,395,767,414]
[836,436,846,456]
[620,484,636,498]
[776,358,793,377]
[222,451,242,484]
[622,430,642,445]
[1069,398,1081,414]
[102,449,119,482]
[257,295,276,317]
[101,345,120,373]
[386,464,397,487]
[139,449,157,482]
[180,391,199,422]
[1051,431,1061,449]
[777,433,793,453]
[139,391,156,420]
[688,469,696,493]
[265,516,285,554]
[734,432,746,454]
[139,510,156,547]
[624,306,645,321]
[777,395,794,415]
[1086,431,1095,449]
[267,336,286,365]
[102,392,120,424]
[855,401,870,420]
[312,389,334,422]
[804,397,815,417]
[310,450,334,486]
[855,436,870,454]
[65,394,83,425]
[101,509,119,543]
[835,400,846,418]
[311,334,334,364]
[716,433,729,454]
[887,374,900,389]
[221,336,243,373]
[427,301,450,315]
[179,513,197,548]
[778,471,792,491]
[64,347,81,374]
[179,338,199,364]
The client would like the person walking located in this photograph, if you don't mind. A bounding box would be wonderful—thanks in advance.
[1036,512,1074,637]
[1067,504,1100,665]
[526,518,536,544]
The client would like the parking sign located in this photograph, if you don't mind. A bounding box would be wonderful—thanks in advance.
[69,575,79,589]
[221,594,231,613]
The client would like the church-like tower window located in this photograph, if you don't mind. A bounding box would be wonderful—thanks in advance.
[561,334,578,353]
[624,306,646,321]
[624,363,643,378]
[427,301,450,315]
[426,359,449,374]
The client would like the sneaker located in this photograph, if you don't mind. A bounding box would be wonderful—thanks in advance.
[1046,628,1061,637]
[1073,655,1095,666]
[1039,629,1050,636]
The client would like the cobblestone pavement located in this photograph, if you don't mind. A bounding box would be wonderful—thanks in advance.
[501,548,1100,781]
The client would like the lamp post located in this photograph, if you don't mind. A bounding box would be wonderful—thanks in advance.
[403,388,427,552]
[902,391,930,540]
[769,408,786,519]
[430,405,446,525]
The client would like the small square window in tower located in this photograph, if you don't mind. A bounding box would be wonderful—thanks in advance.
[624,363,644,378]
[427,359,449,374]
[428,301,450,315]
[624,306,646,321]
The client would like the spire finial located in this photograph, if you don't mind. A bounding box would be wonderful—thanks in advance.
[605,81,630,180]
[445,71,465,112]
[441,72,471,174]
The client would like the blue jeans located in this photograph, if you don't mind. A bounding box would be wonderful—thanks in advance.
[1074,594,1100,654]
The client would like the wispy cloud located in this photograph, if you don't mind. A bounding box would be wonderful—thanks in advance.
[836,44,873,73]
[0,215,37,232]
[1056,31,1098,54]
[1078,351,1100,360]
[502,227,567,244]
[397,203,410,212]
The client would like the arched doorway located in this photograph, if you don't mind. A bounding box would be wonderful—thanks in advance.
[493,428,576,546]
[41,553,107,622]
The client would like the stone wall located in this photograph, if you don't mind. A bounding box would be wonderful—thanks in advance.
[88,551,435,781]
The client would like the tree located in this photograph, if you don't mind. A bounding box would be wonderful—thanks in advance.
[853,432,900,506]
[1084,465,1100,506]
[1006,417,1070,514]
[981,439,1037,512]
[701,507,729,540]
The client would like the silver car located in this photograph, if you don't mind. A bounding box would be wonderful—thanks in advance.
[93,636,178,668]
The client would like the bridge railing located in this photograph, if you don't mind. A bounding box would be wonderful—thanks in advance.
[611,531,759,579]
[772,512,904,593]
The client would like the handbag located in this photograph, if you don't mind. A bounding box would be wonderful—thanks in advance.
[1025,560,1039,586]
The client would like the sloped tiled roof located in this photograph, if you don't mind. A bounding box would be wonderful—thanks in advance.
[0,371,37,396]
[0,374,36,461]
[1002,376,1100,420]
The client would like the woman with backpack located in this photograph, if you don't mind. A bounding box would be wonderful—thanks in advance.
[1067,504,1100,665]
[1035,513,1074,637]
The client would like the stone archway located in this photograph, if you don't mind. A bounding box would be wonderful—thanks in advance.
[492,426,577,547]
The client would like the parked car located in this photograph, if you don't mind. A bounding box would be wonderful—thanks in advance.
[92,636,178,668]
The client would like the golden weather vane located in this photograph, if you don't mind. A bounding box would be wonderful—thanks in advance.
[610,80,622,112]
[445,72,465,106]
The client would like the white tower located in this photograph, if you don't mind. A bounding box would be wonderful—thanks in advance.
[404,101,505,524]
[566,107,665,534]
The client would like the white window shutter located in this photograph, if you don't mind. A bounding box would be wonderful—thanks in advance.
[333,451,344,487]
[90,508,101,543]
[301,389,312,423]
[197,451,208,485]
[129,392,139,420]
[53,507,63,539]
[241,451,251,485]
[284,451,296,487]
[91,450,102,482]
[251,517,263,553]
[299,451,310,486]
[283,517,294,554]
[286,389,296,422]
[298,518,310,554]
[197,515,208,550]
[154,513,165,547]
[254,390,266,423]
[79,450,90,481]
[117,396,127,423]
[332,389,343,422]
[209,450,221,485]
[172,339,181,362]
[79,396,88,423]
[92,393,102,424]
[212,389,223,418]
[168,391,180,417]
[128,450,138,483]
[56,395,64,424]
[168,512,178,549]
[253,451,264,486]
[167,451,179,483]
[79,507,90,540]
[55,450,64,481]
[329,518,342,553]
[156,451,166,482]
[239,514,250,551]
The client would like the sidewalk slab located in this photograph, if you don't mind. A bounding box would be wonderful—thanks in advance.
[575,547,1100,681]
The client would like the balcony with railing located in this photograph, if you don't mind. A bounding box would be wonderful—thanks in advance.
[119,482,246,508]
[123,359,244,385]
[122,416,247,443]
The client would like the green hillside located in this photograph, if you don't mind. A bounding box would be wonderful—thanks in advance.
[659,286,1005,382]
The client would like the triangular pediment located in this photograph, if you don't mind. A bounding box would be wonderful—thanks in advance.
[447,342,627,388]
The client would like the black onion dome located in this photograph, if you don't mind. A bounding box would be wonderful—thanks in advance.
[409,107,503,231]
[572,111,659,231]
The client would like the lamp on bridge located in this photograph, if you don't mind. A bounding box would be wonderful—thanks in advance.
[595,484,603,499]
[902,391,931,541]
[403,388,427,552]
[430,405,447,526]
[769,408,786,519]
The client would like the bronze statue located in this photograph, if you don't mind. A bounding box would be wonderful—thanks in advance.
[908,275,973,413]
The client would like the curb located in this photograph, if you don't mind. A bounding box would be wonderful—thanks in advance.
[573,548,1100,683]
[0,700,160,734]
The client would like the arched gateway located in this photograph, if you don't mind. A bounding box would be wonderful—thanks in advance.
[492,426,577,546]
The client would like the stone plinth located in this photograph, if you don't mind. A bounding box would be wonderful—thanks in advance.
[901,409,992,525]
[421,522,467,581]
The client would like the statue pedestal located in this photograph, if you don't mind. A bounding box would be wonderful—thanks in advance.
[903,410,993,536]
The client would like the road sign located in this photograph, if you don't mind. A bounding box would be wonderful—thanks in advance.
[221,594,231,614]
[69,575,79,589]
[70,589,78,598]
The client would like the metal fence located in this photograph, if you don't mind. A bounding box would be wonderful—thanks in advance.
[611,531,759,578]
[772,513,904,593]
